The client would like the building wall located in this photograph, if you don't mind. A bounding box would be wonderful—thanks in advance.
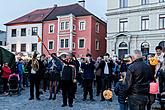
[106,0,165,57]
[6,23,42,54]
[0,32,7,46]
[43,15,106,59]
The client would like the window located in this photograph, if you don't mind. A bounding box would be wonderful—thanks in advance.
[65,22,69,30]
[95,40,100,50]
[21,44,26,52]
[79,21,86,30]
[21,28,26,36]
[73,42,75,49]
[160,0,165,3]
[11,29,16,37]
[0,41,2,45]
[48,41,54,50]
[60,21,69,30]
[11,44,16,52]
[79,39,85,48]
[141,0,149,5]
[65,39,69,48]
[31,43,37,52]
[49,24,54,33]
[32,27,38,36]
[120,0,128,8]
[96,23,99,33]
[73,25,76,30]
[60,39,69,48]
[119,18,128,32]
[141,16,149,30]
[159,14,165,29]
[119,42,128,47]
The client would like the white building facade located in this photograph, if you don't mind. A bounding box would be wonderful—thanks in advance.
[6,23,42,55]
[106,0,165,58]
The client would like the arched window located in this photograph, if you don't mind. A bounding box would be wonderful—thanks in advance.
[141,42,149,56]
[159,41,165,52]
[119,42,128,47]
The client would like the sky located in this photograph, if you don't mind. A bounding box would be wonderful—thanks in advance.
[0,0,107,31]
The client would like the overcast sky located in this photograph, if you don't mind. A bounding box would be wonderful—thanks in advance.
[0,0,107,31]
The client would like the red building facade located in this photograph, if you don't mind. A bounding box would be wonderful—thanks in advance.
[43,4,106,59]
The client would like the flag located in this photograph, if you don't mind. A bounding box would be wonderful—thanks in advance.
[38,36,42,42]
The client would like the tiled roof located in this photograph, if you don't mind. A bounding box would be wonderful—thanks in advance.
[5,8,54,25]
[45,3,92,20]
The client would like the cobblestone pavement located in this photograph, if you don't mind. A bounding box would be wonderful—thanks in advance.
[0,85,120,110]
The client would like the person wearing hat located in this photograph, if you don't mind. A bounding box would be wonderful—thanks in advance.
[27,51,41,100]
[61,53,76,107]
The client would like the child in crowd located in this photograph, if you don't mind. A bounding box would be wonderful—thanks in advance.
[114,74,128,110]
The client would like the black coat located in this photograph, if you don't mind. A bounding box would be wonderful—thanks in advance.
[115,81,128,104]
[125,58,152,96]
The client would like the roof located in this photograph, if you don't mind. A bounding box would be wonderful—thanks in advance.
[45,3,92,20]
[5,3,106,26]
[5,8,54,25]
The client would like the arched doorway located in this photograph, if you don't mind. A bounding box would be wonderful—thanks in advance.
[159,41,165,52]
[141,42,149,56]
[118,42,128,58]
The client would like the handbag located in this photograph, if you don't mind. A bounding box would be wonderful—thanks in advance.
[149,82,160,94]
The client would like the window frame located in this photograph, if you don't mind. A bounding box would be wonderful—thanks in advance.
[32,27,38,36]
[60,21,70,30]
[21,28,26,36]
[95,40,100,50]
[20,44,26,52]
[11,29,17,37]
[79,21,86,31]
[159,14,165,29]
[78,38,85,49]
[119,18,128,32]
[11,44,16,52]
[141,16,149,31]
[48,40,54,50]
[96,22,100,33]
[60,38,69,48]
[120,0,128,8]
[31,43,37,52]
[160,0,165,3]
[141,0,149,5]
[49,24,55,34]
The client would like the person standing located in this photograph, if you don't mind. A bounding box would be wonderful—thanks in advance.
[1,63,11,95]
[95,56,103,96]
[99,54,114,101]
[47,53,62,100]
[81,54,95,101]
[125,50,152,110]
[27,51,41,100]
[61,53,76,107]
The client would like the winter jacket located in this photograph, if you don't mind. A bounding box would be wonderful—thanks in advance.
[1,66,11,79]
[81,61,95,79]
[98,60,114,78]
[61,59,76,81]
[115,80,128,104]
[125,58,152,96]
[17,62,23,75]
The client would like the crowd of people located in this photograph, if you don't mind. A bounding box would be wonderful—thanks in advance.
[0,45,165,110]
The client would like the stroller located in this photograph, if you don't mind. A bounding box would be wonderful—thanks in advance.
[8,73,20,96]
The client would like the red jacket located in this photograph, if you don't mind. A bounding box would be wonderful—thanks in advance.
[2,66,11,79]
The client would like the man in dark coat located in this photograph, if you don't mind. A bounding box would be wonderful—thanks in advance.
[125,50,152,110]
[61,53,76,107]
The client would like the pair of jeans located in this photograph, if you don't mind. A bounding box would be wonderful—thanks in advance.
[119,103,128,110]
[128,95,148,110]
[83,79,94,100]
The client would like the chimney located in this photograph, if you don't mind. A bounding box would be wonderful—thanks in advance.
[78,0,85,8]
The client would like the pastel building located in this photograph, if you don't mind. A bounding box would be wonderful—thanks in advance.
[43,4,106,59]
[106,0,165,58]
[5,8,53,55]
